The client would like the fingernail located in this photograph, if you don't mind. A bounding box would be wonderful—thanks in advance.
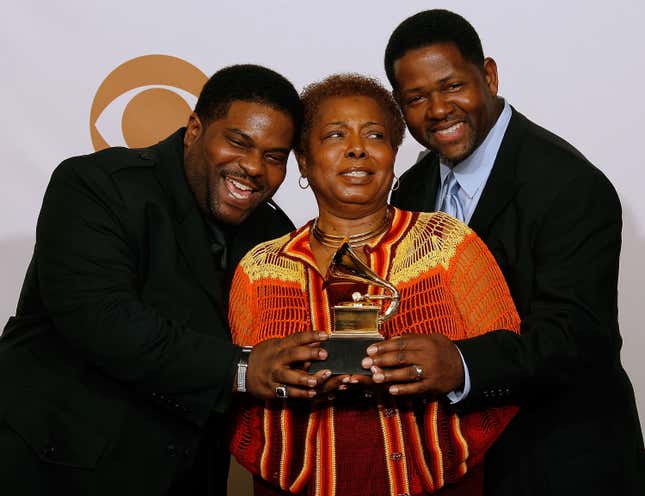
[350,378,359,384]
[362,357,373,368]
[319,349,328,359]
[323,370,332,380]
[308,390,317,398]
[308,378,317,387]
[338,384,348,391]
[389,386,399,395]
[342,376,350,383]
[373,372,384,383]
[366,345,377,355]
[317,331,329,340]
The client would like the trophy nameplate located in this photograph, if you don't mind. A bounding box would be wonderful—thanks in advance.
[310,242,399,375]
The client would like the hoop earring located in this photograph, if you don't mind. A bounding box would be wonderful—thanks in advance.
[391,175,400,191]
[299,176,309,189]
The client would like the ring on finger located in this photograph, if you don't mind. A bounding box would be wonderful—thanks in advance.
[413,365,423,381]
[275,384,288,398]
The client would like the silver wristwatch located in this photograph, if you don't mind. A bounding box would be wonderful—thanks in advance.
[236,346,253,393]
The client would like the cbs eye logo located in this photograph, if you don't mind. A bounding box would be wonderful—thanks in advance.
[89,54,207,151]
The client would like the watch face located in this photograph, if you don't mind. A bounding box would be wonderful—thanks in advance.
[236,347,252,392]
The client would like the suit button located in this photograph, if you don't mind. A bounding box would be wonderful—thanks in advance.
[40,445,56,459]
[167,444,177,456]
[183,448,193,458]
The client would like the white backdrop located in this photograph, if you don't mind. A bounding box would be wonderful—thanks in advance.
[1,0,643,451]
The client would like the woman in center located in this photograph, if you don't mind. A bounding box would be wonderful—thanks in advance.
[229,74,520,496]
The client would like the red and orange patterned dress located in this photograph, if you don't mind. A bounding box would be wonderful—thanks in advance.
[229,208,520,496]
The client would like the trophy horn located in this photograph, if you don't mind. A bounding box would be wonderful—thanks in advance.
[324,242,400,325]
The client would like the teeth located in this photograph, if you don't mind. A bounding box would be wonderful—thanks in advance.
[229,190,247,200]
[226,177,254,200]
[435,122,463,136]
[343,170,369,177]
[229,178,252,191]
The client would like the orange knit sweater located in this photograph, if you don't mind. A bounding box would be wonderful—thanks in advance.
[229,208,520,496]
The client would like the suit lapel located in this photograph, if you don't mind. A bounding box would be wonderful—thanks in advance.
[399,152,441,211]
[151,130,221,306]
[420,153,441,210]
[468,109,529,236]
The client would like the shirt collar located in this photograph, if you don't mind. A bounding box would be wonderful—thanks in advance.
[439,99,512,198]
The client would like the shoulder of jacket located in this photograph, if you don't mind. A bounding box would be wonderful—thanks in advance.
[55,145,158,181]
[515,117,617,192]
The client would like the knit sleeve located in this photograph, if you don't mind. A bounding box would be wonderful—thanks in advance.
[414,227,520,488]
[445,231,520,337]
[406,218,521,491]
[228,259,258,346]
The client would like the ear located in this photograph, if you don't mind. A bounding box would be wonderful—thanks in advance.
[483,57,499,97]
[184,112,203,147]
[295,150,308,178]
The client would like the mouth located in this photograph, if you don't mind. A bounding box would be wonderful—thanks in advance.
[340,168,372,177]
[428,121,467,144]
[224,176,257,200]
[339,167,374,186]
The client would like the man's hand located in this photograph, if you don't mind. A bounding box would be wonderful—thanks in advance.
[245,331,331,400]
[361,334,464,396]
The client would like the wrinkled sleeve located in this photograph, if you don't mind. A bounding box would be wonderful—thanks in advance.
[36,158,239,425]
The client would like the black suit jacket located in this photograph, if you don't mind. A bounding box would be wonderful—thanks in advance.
[0,130,294,495]
[392,109,644,495]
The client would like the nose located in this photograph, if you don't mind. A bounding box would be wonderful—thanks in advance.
[346,134,367,159]
[238,151,264,177]
[426,92,452,121]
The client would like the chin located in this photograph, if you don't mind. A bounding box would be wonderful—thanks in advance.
[436,142,476,165]
[209,205,249,226]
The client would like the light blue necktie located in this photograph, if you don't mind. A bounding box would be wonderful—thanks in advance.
[439,171,465,222]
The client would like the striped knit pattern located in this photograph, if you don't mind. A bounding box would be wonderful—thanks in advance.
[229,208,520,496]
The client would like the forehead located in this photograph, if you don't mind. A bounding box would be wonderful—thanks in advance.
[315,95,387,125]
[209,100,294,143]
[393,42,477,89]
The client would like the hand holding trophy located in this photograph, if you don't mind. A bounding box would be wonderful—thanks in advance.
[310,241,399,375]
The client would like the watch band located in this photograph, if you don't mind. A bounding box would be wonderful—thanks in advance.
[236,346,253,393]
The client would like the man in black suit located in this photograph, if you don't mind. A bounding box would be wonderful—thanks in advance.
[0,64,330,495]
[364,9,643,495]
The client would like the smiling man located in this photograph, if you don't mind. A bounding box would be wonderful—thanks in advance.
[379,9,645,496]
[0,65,331,496]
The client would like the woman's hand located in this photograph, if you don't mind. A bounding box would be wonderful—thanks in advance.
[360,334,464,396]
[246,331,331,400]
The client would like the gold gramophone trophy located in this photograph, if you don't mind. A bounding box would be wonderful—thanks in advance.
[311,241,400,375]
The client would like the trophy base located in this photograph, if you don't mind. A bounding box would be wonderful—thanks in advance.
[309,337,382,375]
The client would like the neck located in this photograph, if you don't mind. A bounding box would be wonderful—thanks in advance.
[313,204,391,249]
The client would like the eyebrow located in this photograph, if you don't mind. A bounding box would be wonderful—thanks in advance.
[227,128,290,154]
[323,121,386,128]
[401,73,458,94]
[226,128,253,142]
